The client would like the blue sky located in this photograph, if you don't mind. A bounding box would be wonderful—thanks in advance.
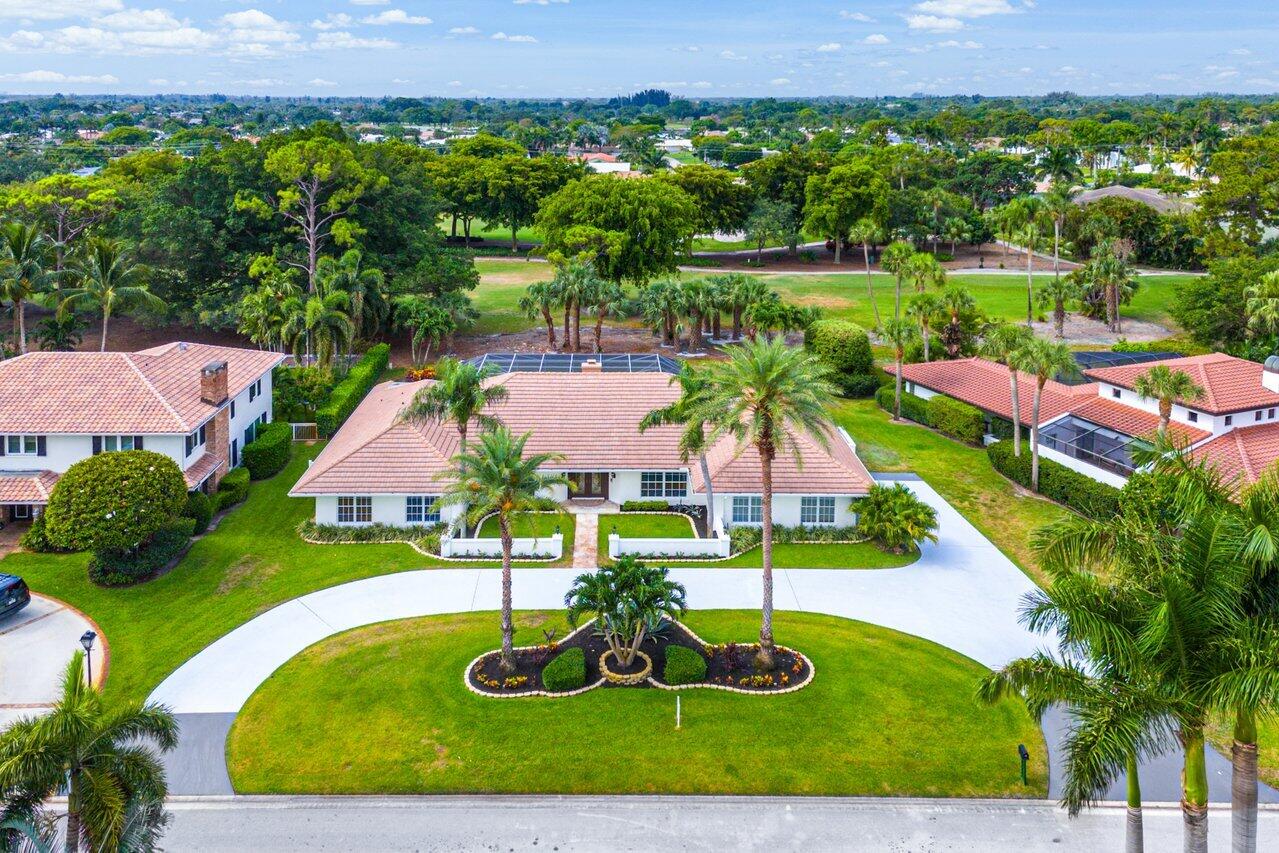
[0,1,1275,98]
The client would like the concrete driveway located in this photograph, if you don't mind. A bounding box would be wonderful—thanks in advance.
[0,593,102,729]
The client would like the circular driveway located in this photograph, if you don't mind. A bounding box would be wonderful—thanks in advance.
[0,593,104,729]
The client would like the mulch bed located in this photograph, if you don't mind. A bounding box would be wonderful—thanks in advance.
[466,619,812,696]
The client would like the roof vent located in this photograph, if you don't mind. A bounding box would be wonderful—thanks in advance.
[177,342,188,351]
[579,359,602,374]
[1264,356,1279,394]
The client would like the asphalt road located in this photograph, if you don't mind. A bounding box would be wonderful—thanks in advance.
[160,796,1279,852]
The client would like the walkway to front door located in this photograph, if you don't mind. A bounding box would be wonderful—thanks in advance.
[571,512,598,568]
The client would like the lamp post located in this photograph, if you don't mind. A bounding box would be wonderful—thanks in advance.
[1018,743,1030,786]
[80,630,97,686]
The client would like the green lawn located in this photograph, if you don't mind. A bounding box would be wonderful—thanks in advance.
[596,512,696,561]
[227,609,1047,797]
[475,510,574,558]
[439,216,544,246]
[714,541,918,569]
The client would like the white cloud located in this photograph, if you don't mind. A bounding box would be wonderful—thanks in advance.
[235,77,285,87]
[840,11,874,21]
[904,14,965,31]
[362,9,433,25]
[769,77,791,86]
[348,0,389,4]
[448,80,462,86]
[313,31,398,49]
[449,26,481,34]
[513,0,568,4]
[491,32,537,42]
[936,39,984,49]
[690,80,713,89]
[816,42,841,52]
[0,69,118,83]
[863,33,890,44]
[392,77,411,83]
[93,8,183,31]
[311,14,355,31]
[0,1,121,21]
[148,77,167,85]
[309,77,338,87]
[1230,48,1252,56]
[912,0,1016,16]
[719,49,747,61]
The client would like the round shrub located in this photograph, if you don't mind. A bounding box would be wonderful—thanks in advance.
[542,646,586,693]
[242,420,292,480]
[182,490,214,535]
[88,518,195,587]
[216,467,250,512]
[663,644,707,686]
[44,450,187,553]
[805,319,875,396]
[19,514,66,553]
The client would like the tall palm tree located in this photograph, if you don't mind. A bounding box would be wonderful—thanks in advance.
[980,323,1034,457]
[58,238,164,352]
[640,276,684,348]
[904,252,945,294]
[1087,240,1137,333]
[1036,144,1082,187]
[1042,183,1076,284]
[942,216,971,257]
[1244,270,1279,339]
[0,652,178,853]
[880,240,917,321]
[639,365,717,537]
[881,318,916,421]
[679,278,715,353]
[684,337,838,668]
[436,427,566,672]
[550,258,600,352]
[726,274,769,341]
[316,249,386,342]
[1009,338,1075,491]
[520,281,559,350]
[937,283,975,360]
[1017,224,1042,328]
[1036,273,1078,340]
[848,218,884,329]
[1132,365,1205,439]
[0,221,50,354]
[907,292,943,362]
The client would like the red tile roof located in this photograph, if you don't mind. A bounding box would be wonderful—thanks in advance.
[897,357,1097,425]
[1063,396,1211,445]
[1190,424,1279,487]
[182,452,224,489]
[0,470,59,504]
[0,344,284,434]
[1083,353,1279,415]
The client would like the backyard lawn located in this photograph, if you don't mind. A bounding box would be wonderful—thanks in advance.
[228,609,1047,797]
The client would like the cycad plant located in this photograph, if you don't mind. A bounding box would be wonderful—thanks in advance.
[565,557,688,667]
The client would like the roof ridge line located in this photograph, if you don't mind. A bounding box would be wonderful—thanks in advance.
[1235,429,1258,484]
[121,353,189,433]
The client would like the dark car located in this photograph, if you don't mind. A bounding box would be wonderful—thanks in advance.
[0,574,30,620]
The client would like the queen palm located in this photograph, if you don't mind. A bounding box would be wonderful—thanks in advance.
[907,292,943,362]
[519,281,558,350]
[848,218,883,329]
[904,252,945,295]
[1009,338,1075,491]
[436,427,566,672]
[0,221,50,354]
[684,337,838,668]
[58,238,164,352]
[1088,240,1137,333]
[0,652,178,853]
[880,240,917,321]
[1133,365,1205,439]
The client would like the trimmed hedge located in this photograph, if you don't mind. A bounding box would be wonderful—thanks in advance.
[542,646,586,692]
[663,644,707,685]
[621,500,671,513]
[315,343,391,436]
[986,440,1121,520]
[927,395,986,445]
[44,450,188,553]
[875,385,930,424]
[215,467,250,512]
[182,490,213,536]
[804,318,878,397]
[242,420,292,480]
[88,518,195,587]
[728,523,862,555]
[299,519,443,543]
[989,415,1028,442]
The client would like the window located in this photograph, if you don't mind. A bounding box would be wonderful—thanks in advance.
[731,496,763,524]
[93,435,141,454]
[258,412,267,426]
[5,435,40,456]
[1225,415,1233,426]
[640,471,688,498]
[337,496,372,524]
[248,380,257,402]
[1257,410,1264,422]
[185,424,207,457]
[406,495,440,524]
[230,400,236,419]
[1111,388,1121,399]
[800,496,836,525]
[1188,411,1199,423]
[1270,409,1276,420]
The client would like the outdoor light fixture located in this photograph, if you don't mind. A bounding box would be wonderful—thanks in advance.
[1018,743,1030,785]
[80,630,97,685]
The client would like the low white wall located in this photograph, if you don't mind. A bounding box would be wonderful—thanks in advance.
[1037,445,1130,489]
[440,533,562,559]
[608,533,730,559]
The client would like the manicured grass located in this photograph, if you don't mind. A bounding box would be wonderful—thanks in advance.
[1208,717,1279,790]
[438,216,544,246]
[830,398,1070,585]
[595,512,696,558]
[228,609,1047,797]
[2,444,565,703]
[713,541,918,569]
[475,510,574,557]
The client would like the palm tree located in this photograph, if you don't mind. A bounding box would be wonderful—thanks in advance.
[587,277,625,353]
[316,249,385,342]
[880,240,917,321]
[436,427,566,672]
[58,238,164,352]
[907,292,943,362]
[881,318,916,421]
[726,274,769,341]
[1088,240,1137,333]
[550,258,600,352]
[1132,365,1205,439]
[1244,270,1279,338]
[1036,273,1079,340]
[679,278,715,353]
[1016,224,1041,328]
[0,221,50,354]
[279,282,354,370]
[848,218,883,329]
[937,283,975,360]
[942,216,971,257]
[0,652,178,853]
[856,482,938,553]
[904,252,945,295]
[684,337,838,668]
[1042,183,1076,283]
[980,323,1034,457]
[639,365,719,535]
[640,276,684,348]
[1009,338,1075,491]
[519,281,558,350]
[564,557,687,667]
[1036,144,1082,187]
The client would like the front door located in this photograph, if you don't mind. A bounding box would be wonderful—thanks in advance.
[569,472,608,499]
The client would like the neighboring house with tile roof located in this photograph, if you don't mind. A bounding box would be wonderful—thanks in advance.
[0,343,284,523]
[290,358,875,534]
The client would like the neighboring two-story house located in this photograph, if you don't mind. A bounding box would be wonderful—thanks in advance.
[0,342,284,523]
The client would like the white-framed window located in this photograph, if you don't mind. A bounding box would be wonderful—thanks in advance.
[184,424,208,457]
[248,378,262,402]
[800,496,837,525]
[5,435,40,455]
[405,495,440,524]
[731,495,763,524]
[337,496,372,524]
[94,435,140,454]
[1188,411,1199,423]
[640,471,688,498]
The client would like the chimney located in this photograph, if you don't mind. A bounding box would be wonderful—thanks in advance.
[579,359,602,374]
[1265,356,1279,394]
[201,360,228,406]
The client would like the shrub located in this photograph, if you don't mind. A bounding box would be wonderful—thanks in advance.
[728,523,862,554]
[315,343,391,436]
[542,646,586,692]
[987,440,1121,520]
[272,366,334,423]
[182,490,213,536]
[88,518,195,587]
[621,500,671,513]
[242,421,292,480]
[840,372,885,398]
[804,318,876,396]
[19,514,68,553]
[988,415,1028,442]
[44,450,187,553]
[663,644,708,686]
[875,385,930,424]
[855,483,939,554]
[927,395,986,445]
[215,467,250,512]
[1111,337,1210,357]
[299,519,443,543]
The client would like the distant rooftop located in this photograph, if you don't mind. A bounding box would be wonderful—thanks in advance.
[1056,350,1184,385]
[464,352,682,376]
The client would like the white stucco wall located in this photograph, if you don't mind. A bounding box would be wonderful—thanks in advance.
[228,370,275,466]
[314,494,462,526]
[1037,444,1130,489]
[0,433,189,475]
[1096,382,1279,436]
[712,493,860,528]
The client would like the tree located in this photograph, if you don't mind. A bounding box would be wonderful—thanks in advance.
[855,483,939,553]
[848,218,884,328]
[58,237,164,351]
[1042,183,1076,283]
[481,154,579,253]
[565,558,688,667]
[0,652,177,853]
[316,249,385,343]
[393,295,455,365]
[1245,270,1279,339]
[279,280,354,370]
[721,273,768,341]
[0,221,50,354]
[1036,273,1078,340]
[743,198,797,264]
[640,364,719,529]
[43,450,186,555]
[1016,224,1042,328]
[519,281,558,349]
[937,284,976,360]
[907,292,943,362]
[880,240,917,321]
[449,133,525,159]
[0,173,118,274]
[587,276,625,353]
[639,276,683,348]
[1133,365,1205,439]
[802,161,888,265]
[949,151,1033,211]
[549,257,604,352]
[1035,144,1082,187]
[425,154,488,242]
[436,427,566,672]
[881,318,916,421]
[1009,338,1075,491]
[942,216,972,257]
[904,252,945,294]
[981,323,1034,457]
[685,337,837,668]
[1195,133,1279,258]
[659,163,755,236]
[238,263,302,352]
[679,277,715,353]
[1085,240,1138,333]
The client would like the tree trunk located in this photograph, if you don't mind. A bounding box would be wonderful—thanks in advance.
[65,772,80,853]
[499,513,515,674]
[732,307,742,340]
[542,307,556,349]
[1009,371,1022,457]
[562,302,572,352]
[690,309,703,352]
[593,303,605,353]
[834,240,841,265]
[1055,302,1065,339]
[99,307,110,352]
[1026,248,1035,328]
[1182,728,1210,853]
[1126,752,1145,853]
[712,311,721,340]
[756,444,775,670]
[1053,220,1062,281]
[573,300,582,352]
[1232,709,1259,853]
[894,355,903,421]
[511,223,519,254]
[1030,383,1043,490]
[16,299,25,354]
[921,325,931,362]
[864,243,880,329]
[700,453,716,541]
[451,213,458,238]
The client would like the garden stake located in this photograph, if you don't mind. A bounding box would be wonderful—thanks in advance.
[676,695,681,729]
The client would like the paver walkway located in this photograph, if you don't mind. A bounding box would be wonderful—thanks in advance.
[572,512,598,568]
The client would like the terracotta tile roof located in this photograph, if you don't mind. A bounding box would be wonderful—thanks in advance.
[1084,353,1279,415]
[0,344,284,434]
[1190,424,1279,488]
[1063,396,1211,445]
[292,372,874,497]
[690,427,873,496]
[897,357,1097,425]
[182,452,224,489]
[0,470,59,504]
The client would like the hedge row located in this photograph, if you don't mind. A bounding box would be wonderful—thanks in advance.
[182,491,213,535]
[875,385,931,425]
[315,343,391,436]
[242,420,292,480]
[926,395,986,445]
[215,467,250,512]
[621,500,671,513]
[986,440,1121,520]
[728,523,862,555]
[298,519,443,543]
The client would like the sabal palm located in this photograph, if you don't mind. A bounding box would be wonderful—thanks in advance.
[59,238,164,352]
[848,218,883,329]
[564,557,687,666]
[0,221,50,354]
[1036,274,1078,340]
[727,274,769,341]
[904,252,944,294]
[1132,365,1205,438]
[1088,241,1136,333]
[0,651,178,853]
[980,323,1034,457]
[942,217,971,257]
[640,365,718,533]
[436,427,566,671]
[879,240,917,321]
[683,337,838,668]
[640,277,684,347]
[679,278,716,353]
[1009,338,1075,490]
[1244,271,1279,339]
[587,277,625,353]
[938,284,975,359]
[519,280,558,349]
[907,292,943,362]
[551,258,601,352]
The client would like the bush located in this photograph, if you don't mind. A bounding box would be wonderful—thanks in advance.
[315,343,391,436]
[728,522,862,555]
[19,514,68,553]
[215,467,250,512]
[855,483,939,554]
[840,372,885,398]
[621,500,671,513]
[44,451,188,553]
[272,366,334,423]
[927,395,986,445]
[663,644,707,685]
[804,319,876,396]
[298,519,443,543]
[542,646,586,692]
[986,440,1121,520]
[182,490,213,536]
[242,421,292,480]
[988,416,1028,442]
[1111,337,1210,357]
[88,518,195,587]
[875,385,930,424]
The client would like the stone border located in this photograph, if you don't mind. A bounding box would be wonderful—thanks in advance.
[599,649,652,685]
[462,619,603,698]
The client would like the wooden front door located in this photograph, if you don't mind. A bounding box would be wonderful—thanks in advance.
[569,472,609,499]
